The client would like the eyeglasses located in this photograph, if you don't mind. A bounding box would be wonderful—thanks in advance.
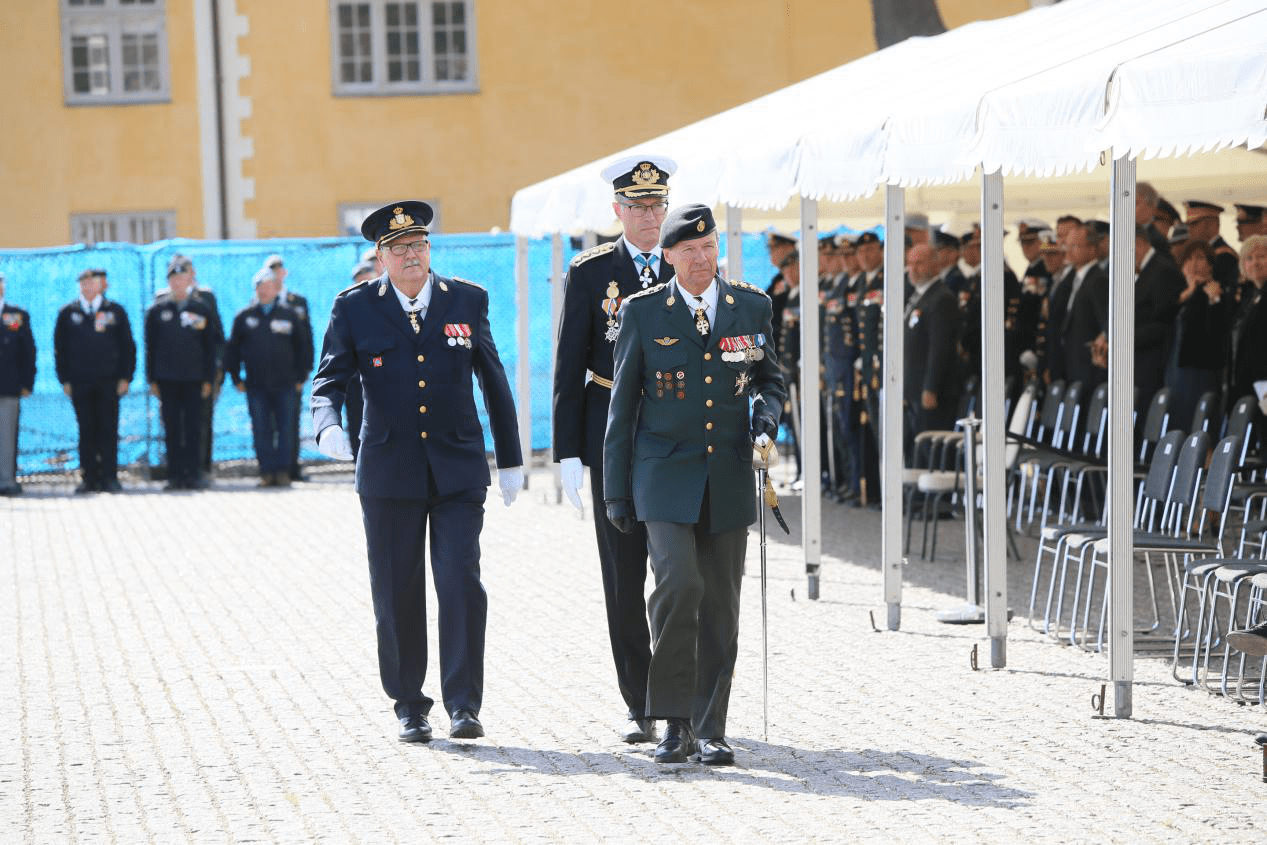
[386,240,430,256]
[619,201,669,217]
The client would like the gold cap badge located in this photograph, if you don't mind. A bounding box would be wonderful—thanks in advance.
[696,219,706,232]
[630,162,660,186]
[389,207,414,231]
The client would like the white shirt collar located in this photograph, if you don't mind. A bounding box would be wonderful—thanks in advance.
[865,267,880,282]
[391,274,433,313]
[911,278,937,300]
[958,257,980,277]
[623,237,662,264]
[676,277,719,321]
[79,294,103,312]
[1138,247,1155,274]
[1074,259,1097,283]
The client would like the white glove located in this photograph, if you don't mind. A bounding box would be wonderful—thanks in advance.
[1019,350,1039,371]
[499,466,524,507]
[559,457,584,512]
[1259,396,1267,417]
[753,433,780,469]
[317,426,354,460]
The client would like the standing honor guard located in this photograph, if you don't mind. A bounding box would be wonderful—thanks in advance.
[311,201,524,743]
[224,267,310,487]
[146,261,221,491]
[552,153,676,744]
[0,272,36,496]
[53,269,136,494]
[263,254,314,481]
[604,204,786,765]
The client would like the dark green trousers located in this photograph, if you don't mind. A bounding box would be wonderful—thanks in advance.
[643,487,747,740]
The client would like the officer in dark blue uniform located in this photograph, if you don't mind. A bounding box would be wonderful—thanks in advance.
[0,272,36,496]
[264,254,314,481]
[311,200,524,744]
[552,153,676,744]
[53,269,136,494]
[164,255,225,484]
[224,266,310,486]
[146,263,220,490]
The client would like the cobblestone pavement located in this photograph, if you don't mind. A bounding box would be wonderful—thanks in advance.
[3,467,1263,844]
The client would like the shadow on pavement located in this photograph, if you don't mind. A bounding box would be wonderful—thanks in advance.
[452,742,1032,806]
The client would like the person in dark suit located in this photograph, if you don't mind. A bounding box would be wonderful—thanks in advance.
[1164,240,1232,427]
[957,225,1023,386]
[853,230,886,505]
[604,204,786,767]
[931,229,966,295]
[224,267,310,486]
[311,201,523,744]
[552,154,676,745]
[163,255,225,486]
[1136,182,1176,263]
[903,243,961,444]
[146,263,221,491]
[264,254,315,481]
[1059,223,1110,390]
[0,272,36,496]
[1132,224,1184,412]
[1229,235,1267,453]
[1236,204,1267,240]
[53,269,136,494]
[1184,200,1241,293]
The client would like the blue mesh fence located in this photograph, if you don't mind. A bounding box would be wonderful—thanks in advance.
[1,232,773,479]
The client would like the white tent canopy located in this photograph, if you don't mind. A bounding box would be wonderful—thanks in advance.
[512,0,1267,720]
[511,0,1267,234]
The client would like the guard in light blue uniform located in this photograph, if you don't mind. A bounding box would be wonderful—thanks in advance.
[311,201,524,744]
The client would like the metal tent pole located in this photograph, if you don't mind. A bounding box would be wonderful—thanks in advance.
[882,186,906,630]
[1108,156,1137,717]
[799,197,822,600]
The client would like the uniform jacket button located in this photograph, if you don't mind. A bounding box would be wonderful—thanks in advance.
[704,375,712,384]
[417,354,425,363]
[418,380,426,388]
[419,405,427,414]
[420,431,428,439]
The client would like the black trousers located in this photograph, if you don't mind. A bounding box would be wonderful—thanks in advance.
[360,483,488,720]
[288,385,303,478]
[158,380,204,484]
[643,484,747,739]
[70,379,120,485]
[588,457,653,720]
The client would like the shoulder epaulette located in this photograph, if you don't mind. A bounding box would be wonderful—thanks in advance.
[449,276,486,291]
[622,282,668,305]
[571,241,616,267]
[337,279,371,297]
[728,280,770,299]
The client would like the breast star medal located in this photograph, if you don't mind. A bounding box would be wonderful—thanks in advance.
[603,281,621,342]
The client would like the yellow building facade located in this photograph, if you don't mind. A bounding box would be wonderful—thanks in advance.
[0,0,1028,247]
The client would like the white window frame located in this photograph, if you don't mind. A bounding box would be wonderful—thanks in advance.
[329,0,478,97]
[71,210,177,245]
[61,0,171,106]
[339,201,442,237]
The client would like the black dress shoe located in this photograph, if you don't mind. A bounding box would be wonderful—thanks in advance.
[101,479,123,494]
[653,718,696,763]
[0,483,21,497]
[620,718,657,744]
[1227,621,1267,657]
[449,709,484,739]
[398,714,433,743]
[74,481,97,494]
[695,737,735,766]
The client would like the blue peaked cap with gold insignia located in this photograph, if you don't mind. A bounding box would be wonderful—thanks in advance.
[659,203,716,249]
[361,201,434,244]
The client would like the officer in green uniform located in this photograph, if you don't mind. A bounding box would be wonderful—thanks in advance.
[604,204,786,766]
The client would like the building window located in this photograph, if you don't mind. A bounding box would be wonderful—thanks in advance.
[71,211,177,245]
[339,202,442,237]
[331,1,476,96]
[61,0,170,105]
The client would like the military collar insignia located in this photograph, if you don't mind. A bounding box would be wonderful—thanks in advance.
[653,337,679,346]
